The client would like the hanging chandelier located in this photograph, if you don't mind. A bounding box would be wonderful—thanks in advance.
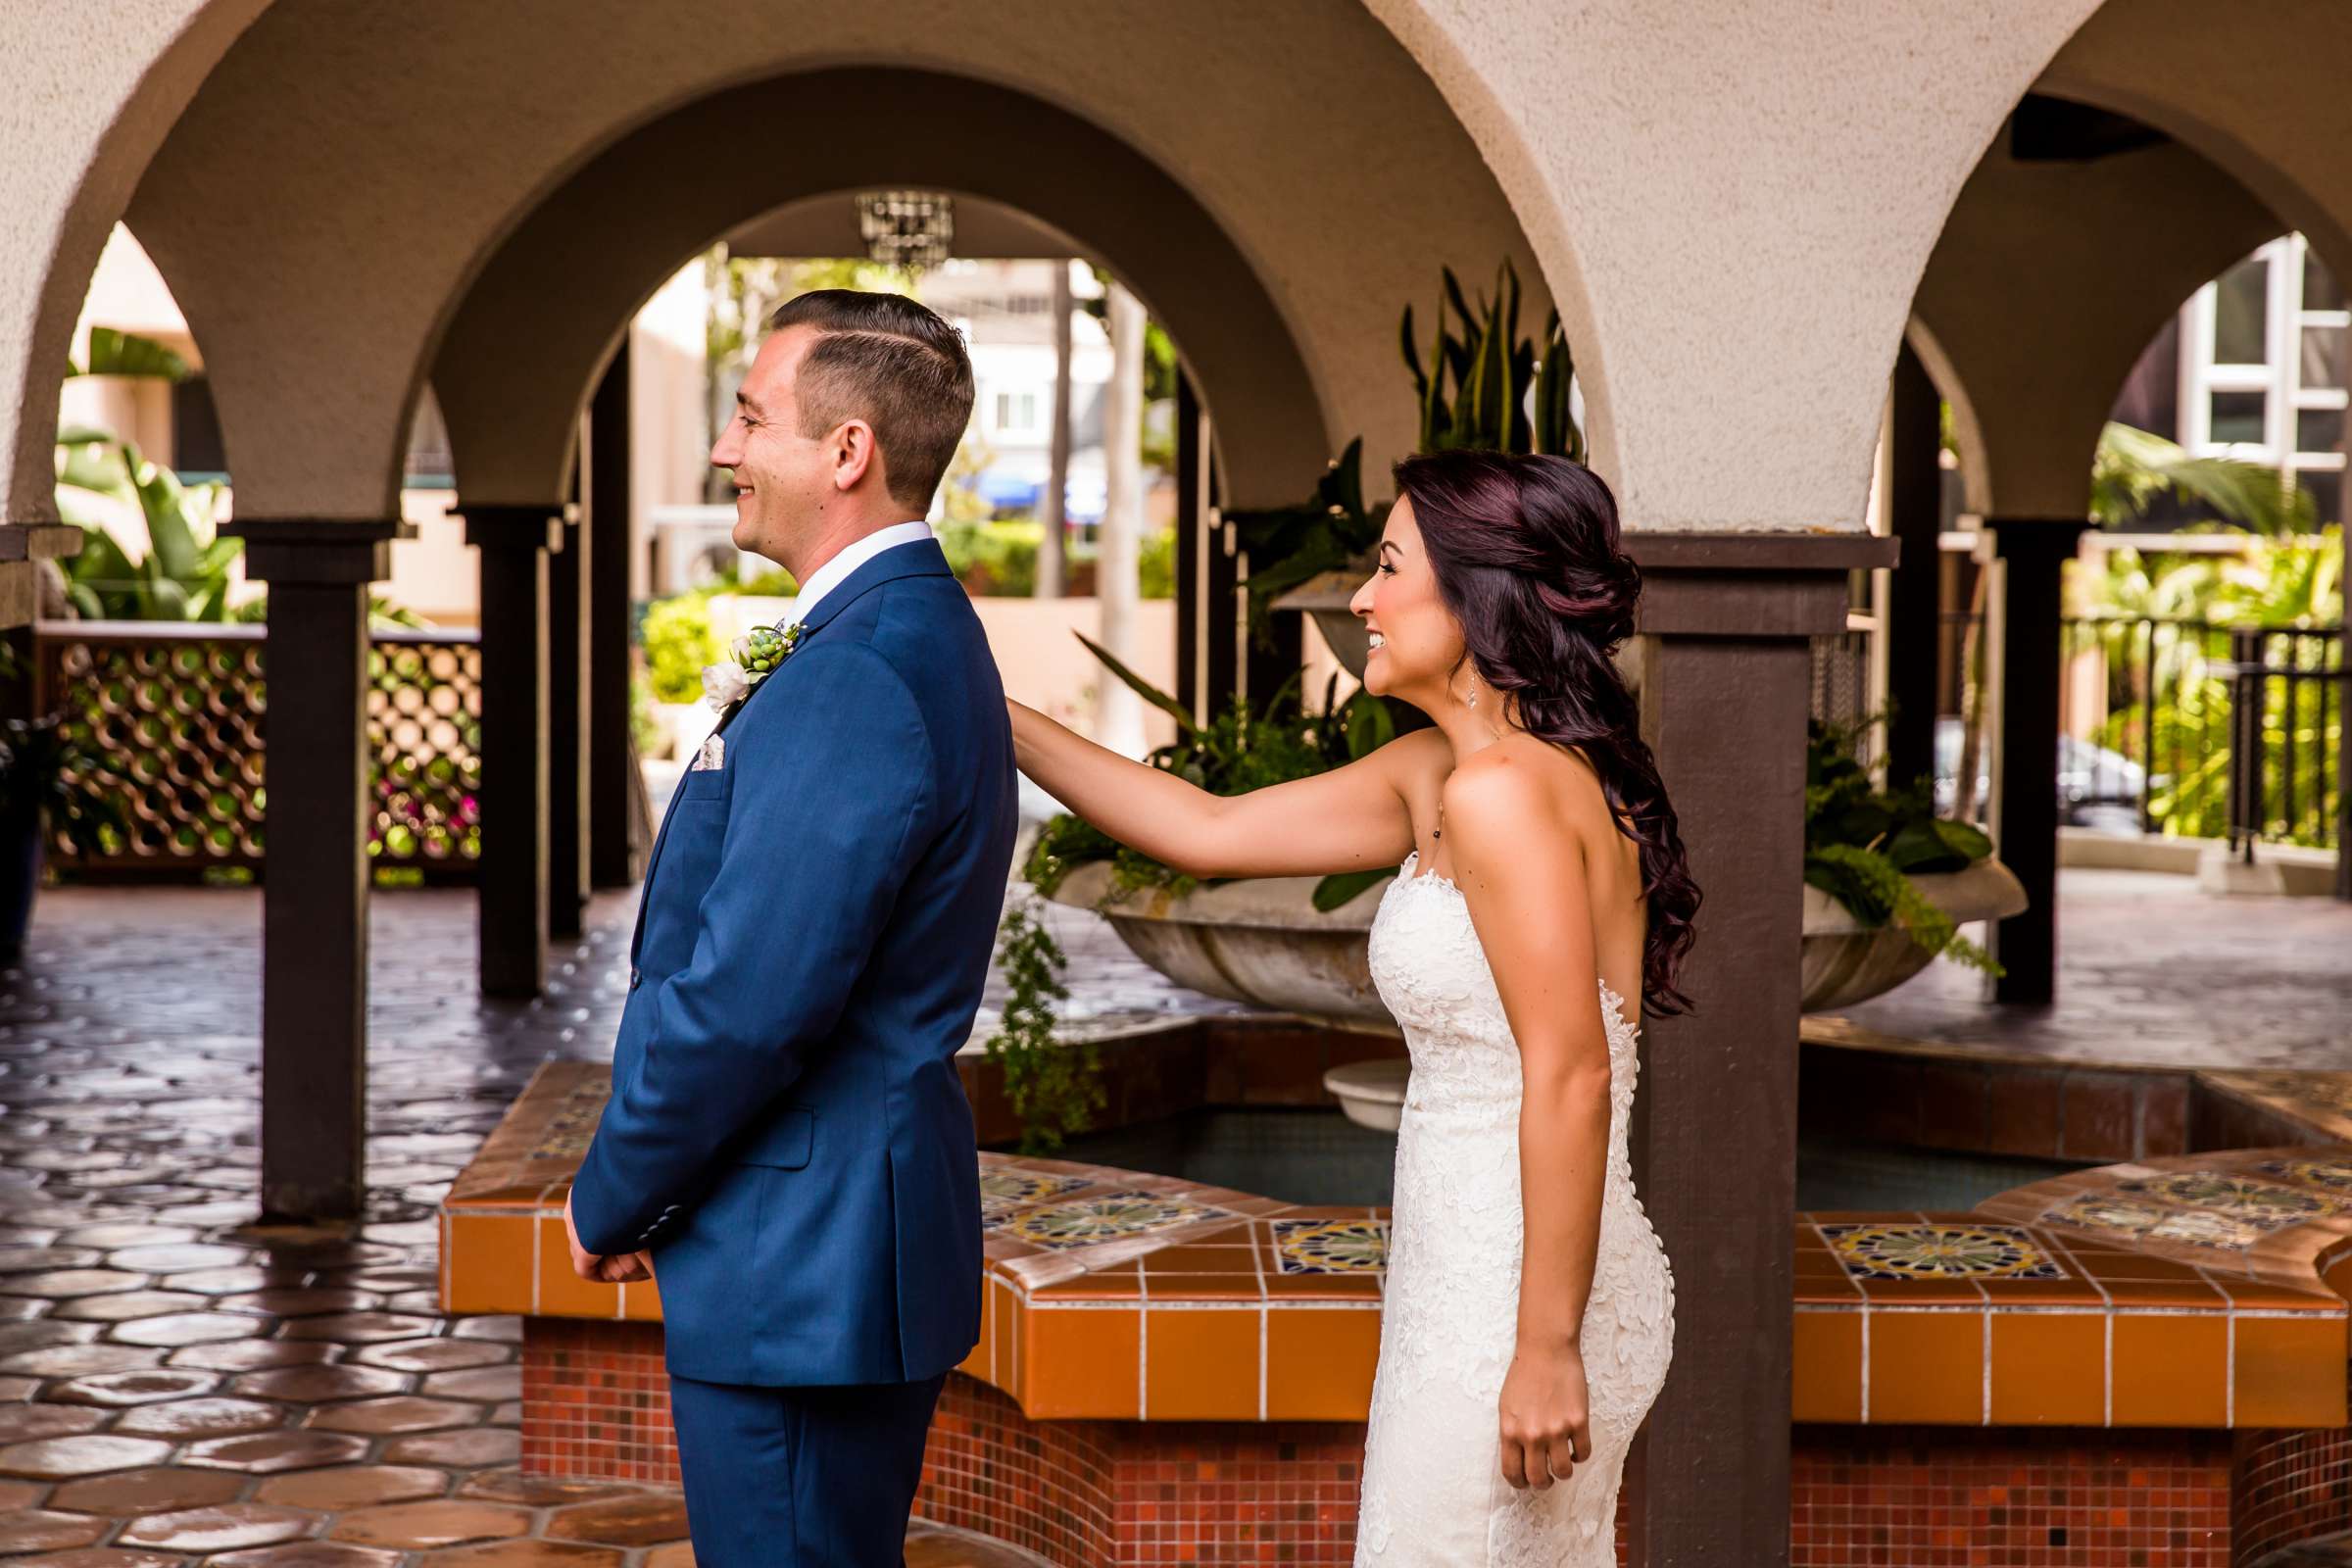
[858,190,956,272]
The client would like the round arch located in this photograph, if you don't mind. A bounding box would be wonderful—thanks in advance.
[432,69,1328,510]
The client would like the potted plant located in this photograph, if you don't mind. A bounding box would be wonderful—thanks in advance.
[0,701,125,961]
[1800,713,2024,1011]
[1238,261,1583,677]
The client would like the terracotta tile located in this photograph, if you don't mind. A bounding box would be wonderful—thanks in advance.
[1791,1310,1863,1423]
[2233,1314,2349,1427]
[207,1544,406,1568]
[643,1544,695,1568]
[441,1215,532,1317]
[618,1275,663,1323]
[107,1244,251,1275]
[2138,1078,2188,1156]
[231,1363,411,1403]
[1020,1306,1140,1418]
[0,1433,177,1479]
[1971,1277,2110,1307]
[4,1548,186,1567]
[328,1499,531,1548]
[1863,1310,1984,1424]
[420,1365,520,1402]
[1263,1306,1379,1420]
[2110,1314,2228,1426]
[990,1278,1017,1389]
[304,1395,481,1435]
[426,1543,624,1568]
[113,1396,284,1439]
[0,1511,108,1552]
[543,1492,694,1545]
[119,1503,318,1551]
[2208,1275,2341,1309]
[1986,1312,2105,1425]
[0,1479,36,1508]
[2,1345,164,1379]
[1025,1261,1144,1301]
[1848,1273,1985,1306]
[0,1403,110,1442]
[182,1430,372,1473]
[382,1426,520,1467]
[530,1219,620,1318]
[1261,1269,1381,1302]
[1982,1069,2062,1157]
[50,1368,220,1407]
[2058,1075,2135,1161]
[2096,1278,2228,1308]
[0,1270,148,1299]
[217,1288,381,1317]
[351,1337,510,1373]
[256,1463,450,1510]
[1142,1305,1260,1420]
[1911,1062,1988,1150]
[50,1463,246,1514]
[448,1316,523,1343]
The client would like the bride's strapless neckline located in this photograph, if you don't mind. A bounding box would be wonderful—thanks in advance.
[1389,850,1641,1041]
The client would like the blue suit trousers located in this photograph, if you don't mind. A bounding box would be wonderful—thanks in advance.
[669,1371,946,1566]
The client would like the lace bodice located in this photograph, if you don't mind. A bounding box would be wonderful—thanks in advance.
[1353,851,1674,1566]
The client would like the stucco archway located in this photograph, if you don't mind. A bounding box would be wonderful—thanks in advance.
[431,68,1331,513]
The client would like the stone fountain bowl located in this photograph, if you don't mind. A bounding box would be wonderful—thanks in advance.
[1046,853,2028,1031]
[1798,857,2028,1013]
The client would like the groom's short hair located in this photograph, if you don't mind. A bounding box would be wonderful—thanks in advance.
[765,290,975,513]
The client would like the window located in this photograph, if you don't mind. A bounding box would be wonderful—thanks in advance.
[993,389,1040,435]
[2181,235,2347,523]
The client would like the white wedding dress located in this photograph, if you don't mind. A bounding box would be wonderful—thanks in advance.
[1355,851,1675,1566]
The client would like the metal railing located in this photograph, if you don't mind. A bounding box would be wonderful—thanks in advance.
[34,619,482,881]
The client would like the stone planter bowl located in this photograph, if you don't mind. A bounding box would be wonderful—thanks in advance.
[1047,853,2028,1034]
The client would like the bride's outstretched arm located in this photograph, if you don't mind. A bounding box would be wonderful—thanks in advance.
[1007,697,1424,879]
[1443,756,1614,1494]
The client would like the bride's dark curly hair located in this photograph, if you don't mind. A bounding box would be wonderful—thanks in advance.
[1394,450,1700,1016]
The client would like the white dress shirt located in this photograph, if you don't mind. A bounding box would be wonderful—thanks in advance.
[783,519,936,627]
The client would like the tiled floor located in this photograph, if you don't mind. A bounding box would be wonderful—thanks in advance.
[0,883,1097,1565]
[1841,867,2352,1069]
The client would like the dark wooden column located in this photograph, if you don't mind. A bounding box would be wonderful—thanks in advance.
[586,347,640,889]
[546,506,588,938]
[220,517,411,1221]
[1984,517,2086,1004]
[1621,530,1897,1568]
[1886,343,1944,793]
[1175,373,1205,724]
[461,505,562,998]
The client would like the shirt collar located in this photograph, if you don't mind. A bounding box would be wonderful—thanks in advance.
[784,520,936,627]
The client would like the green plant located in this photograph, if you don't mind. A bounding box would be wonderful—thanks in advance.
[1804,714,2001,975]
[68,326,191,382]
[54,430,240,621]
[983,895,1100,1153]
[1138,525,1176,600]
[938,518,1043,597]
[639,592,724,704]
[1023,633,1397,912]
[2090,422,2317,536]
[1225,439,1390,642]
[1401,261,1583,461]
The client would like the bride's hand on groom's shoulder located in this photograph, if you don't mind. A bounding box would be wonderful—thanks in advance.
[1496,1343,1593,1492]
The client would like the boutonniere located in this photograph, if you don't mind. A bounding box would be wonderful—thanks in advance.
[702,620,807,712]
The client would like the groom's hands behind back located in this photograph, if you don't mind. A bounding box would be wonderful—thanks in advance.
[564,1188,654,1284]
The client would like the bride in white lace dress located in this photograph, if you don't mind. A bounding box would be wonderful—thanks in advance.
[1009,450,1697,1565]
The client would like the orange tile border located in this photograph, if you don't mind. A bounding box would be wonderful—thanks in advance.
[1987,1312,2106,1426]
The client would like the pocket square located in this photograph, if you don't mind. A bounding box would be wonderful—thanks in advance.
[689,734,725,772]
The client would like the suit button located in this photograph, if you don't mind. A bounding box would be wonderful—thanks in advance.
[628,967,641,991]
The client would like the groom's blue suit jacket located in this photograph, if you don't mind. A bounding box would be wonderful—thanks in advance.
[570,537,1016,1387]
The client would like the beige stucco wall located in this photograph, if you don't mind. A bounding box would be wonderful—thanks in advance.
[1909,131,2278,520]
[114,1,1545,521]
[0,0,263,524]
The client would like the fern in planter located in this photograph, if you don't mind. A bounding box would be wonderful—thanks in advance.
[1805,715,2003,976]
[983,896,1102,1154]
[1024,633,1398,914]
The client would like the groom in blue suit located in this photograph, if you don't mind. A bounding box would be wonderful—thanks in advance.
[565,291,1015,1565]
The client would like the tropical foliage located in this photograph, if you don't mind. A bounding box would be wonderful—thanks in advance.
[1023,634,1398,913]
[55,430,240,622]
[1805,715,2001,975]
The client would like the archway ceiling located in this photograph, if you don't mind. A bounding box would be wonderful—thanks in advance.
[120,1,1544,518]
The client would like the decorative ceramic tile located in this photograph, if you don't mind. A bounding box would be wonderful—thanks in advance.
[977,1171,1092,1226]
[2118,1171,2348,1222]
[2044,1193,2270,1250]
[528,1083,611,1164]
[1270,1219,1389,1274]
[1820,1222,2065,1282]
[995,1191,1233,1250]
[2256,1157,2352,1194]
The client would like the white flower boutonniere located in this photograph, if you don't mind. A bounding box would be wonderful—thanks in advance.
[702,620,808,712]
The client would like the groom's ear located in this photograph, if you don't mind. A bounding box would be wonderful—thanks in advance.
[831,417,882,494]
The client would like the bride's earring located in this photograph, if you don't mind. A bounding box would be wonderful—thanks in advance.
[1466,671,1479,710]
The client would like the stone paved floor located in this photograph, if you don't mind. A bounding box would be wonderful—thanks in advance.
[0,882,1157,1566]
[1839,867,2352,1070]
